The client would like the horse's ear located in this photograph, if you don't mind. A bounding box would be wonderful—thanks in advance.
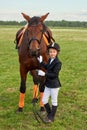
[40,13,49,22]
[21,13,31,21]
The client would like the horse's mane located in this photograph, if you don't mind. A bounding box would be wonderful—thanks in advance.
[29,16,41,26]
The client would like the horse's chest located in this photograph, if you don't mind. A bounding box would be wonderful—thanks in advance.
[19,56,38,70]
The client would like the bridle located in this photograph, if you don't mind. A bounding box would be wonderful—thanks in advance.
[27,22,45,52]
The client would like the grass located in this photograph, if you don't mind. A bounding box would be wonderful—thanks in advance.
[0,26,87,130]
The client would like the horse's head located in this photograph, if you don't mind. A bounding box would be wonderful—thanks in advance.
[21,13,49,57]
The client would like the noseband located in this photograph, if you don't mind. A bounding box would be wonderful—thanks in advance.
[28,37,41,46]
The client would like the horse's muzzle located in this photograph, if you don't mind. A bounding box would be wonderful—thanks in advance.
[29,49,40,57]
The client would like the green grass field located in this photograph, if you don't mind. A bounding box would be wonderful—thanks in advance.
[0,26,87,130]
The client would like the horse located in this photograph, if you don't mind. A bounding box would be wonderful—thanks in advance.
[15,13,54,112]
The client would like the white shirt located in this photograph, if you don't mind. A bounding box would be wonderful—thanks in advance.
[50,58,55,64]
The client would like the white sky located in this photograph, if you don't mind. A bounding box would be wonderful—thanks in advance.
[0,0,87,21]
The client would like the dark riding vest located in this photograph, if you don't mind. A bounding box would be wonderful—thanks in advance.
[41,57,62,88]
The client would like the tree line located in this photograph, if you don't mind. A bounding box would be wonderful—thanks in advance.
[0,20,87,27]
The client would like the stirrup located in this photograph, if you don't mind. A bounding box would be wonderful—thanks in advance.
[40,107,45,112]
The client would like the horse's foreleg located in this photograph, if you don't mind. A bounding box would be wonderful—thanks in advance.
[39,76,45,111]
[33,84,38,100]
[18,92,25,111]
[18,79,26,110]
[17,65,27,112]
[30,70,39,103]
[30,70,45,111]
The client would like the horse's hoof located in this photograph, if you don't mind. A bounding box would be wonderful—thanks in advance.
[40,107,45,112]
[17,107,23,113]
[32,98,38,104]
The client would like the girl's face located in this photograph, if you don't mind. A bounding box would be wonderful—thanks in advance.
[49,48,58,58]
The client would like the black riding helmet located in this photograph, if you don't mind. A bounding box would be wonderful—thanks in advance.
[48,42,60,51]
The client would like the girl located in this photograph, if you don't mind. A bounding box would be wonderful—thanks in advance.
[37,42,62,123]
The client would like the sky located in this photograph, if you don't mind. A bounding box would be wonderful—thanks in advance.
[0,0,87,21]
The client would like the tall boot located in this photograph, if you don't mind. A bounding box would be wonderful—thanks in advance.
[17,93,25,112]
[44,103,51,116]
[49,105,58,122]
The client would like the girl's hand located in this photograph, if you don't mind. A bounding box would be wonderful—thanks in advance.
[37,55,43,63]
[38,70,45,76]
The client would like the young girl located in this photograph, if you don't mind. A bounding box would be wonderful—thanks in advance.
[37,42,62,123]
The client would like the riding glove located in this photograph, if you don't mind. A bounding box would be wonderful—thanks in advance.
[37,55,43,63]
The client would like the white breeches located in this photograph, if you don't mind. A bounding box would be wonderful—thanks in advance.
[42,87,60,106]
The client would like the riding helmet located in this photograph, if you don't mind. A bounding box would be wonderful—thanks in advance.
[48,42,60,51]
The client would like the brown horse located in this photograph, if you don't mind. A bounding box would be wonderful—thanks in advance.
[15,13,54,112]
